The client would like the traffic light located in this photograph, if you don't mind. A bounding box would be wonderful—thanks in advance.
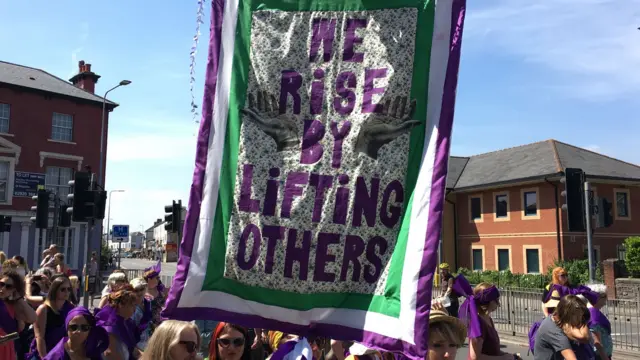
[67,171,94,222]
[164,200,181,232]
[560,168,586,232]
[0,216,12,232]
[31,189,49,229]
[59,205,71,227]
[596,198,613,228]
[93,190,107,220]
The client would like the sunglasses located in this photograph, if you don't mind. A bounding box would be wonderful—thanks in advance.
[0,281,14,290]
[59,287,72,293]
[217,337,245,348]
[559,274,568,278]
[68,324,91,333]
[180,340,198,353]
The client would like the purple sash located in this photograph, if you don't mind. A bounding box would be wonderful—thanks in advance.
[95,305,137,360]
[589,307,611,334]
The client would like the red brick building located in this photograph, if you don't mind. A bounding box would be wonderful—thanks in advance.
[0,60,116,269]
[442,140,640,274]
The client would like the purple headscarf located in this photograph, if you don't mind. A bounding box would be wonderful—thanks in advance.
[144,260,165,293]
[28,301,74,360]
[95,304,137,359]
[43,307,109,360]
[543,284,599,306]
[270,338,313,360]
[452,275,500,339]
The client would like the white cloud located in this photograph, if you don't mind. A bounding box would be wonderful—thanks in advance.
[108,133,197,162]
[465,0,640,100]
[585,144,601,153]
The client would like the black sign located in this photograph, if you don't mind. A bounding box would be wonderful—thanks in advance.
[14,171,46,197]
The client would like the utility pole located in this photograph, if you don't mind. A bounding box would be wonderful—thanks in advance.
[584,182,595,283]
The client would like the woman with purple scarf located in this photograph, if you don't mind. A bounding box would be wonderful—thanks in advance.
[452,275,521,360]
[43,306,109,360]
[585,284,611,360]
[95,284,140,360]
[29,274,75,359]
[142,261,169,337]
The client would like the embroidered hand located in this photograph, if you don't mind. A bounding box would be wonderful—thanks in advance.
[240,91,299,152]
[354,96,420,159]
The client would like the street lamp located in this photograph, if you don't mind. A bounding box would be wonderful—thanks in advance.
[98,80,131,187]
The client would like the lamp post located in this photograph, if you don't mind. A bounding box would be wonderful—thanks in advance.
[99,80,131,187]
[106,189,125,268]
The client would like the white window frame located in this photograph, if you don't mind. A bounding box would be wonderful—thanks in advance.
[0,103,10,134]
[45,166,74,200]
[469,194,484,223]
[0,156,16,206]
[614,188,631,221]
[495,245,513,272]
[523,245,543,274]
[521,187,541,220]
[493,191,510,221]
[471,245,485,271]
[51,112,74,142]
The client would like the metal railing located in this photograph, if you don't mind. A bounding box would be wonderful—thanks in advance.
[435,286,640,352]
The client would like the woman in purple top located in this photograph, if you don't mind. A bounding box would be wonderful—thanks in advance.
[43,307,109,360]
[29,274,75,359]
[96,284,140,360]
[453,275,521,360]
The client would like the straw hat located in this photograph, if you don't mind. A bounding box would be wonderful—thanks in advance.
[429,309,467,344]
[544,289,561,308]
[439,263,450,270]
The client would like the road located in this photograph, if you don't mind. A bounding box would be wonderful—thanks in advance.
[456,343,532,360]
[120,257,178,276]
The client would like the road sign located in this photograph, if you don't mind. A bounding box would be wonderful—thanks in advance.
[112,225,129,242]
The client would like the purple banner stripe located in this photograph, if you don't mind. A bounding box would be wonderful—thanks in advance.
[412,0,466,356]
[162,0,226,317]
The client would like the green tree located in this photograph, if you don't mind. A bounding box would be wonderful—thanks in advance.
[100,241,113,270]
[624,236,640,276]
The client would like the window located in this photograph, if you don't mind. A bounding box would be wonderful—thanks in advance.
[52,113,74,142]
[523,191,538,217]
[50,229,71,262]
[472,248,483,271]
[0,161,8,203]
[497,248,510,271]
[618,244,627,260]
[45,167,73,200]
[615,189,630,220]
[0,104,9,133]
[495,193,509,219]
[525,248,540,274]
[470,196,482,221]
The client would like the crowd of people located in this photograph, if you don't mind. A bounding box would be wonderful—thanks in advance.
[438,263,612,360]
[0,245,614,360]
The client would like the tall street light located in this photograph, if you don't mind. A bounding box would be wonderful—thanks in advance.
[106,190,125,267]
[99,80,131,186]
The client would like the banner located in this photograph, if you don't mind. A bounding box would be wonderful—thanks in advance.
[164,0,466,358]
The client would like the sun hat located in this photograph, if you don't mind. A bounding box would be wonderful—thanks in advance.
[439,263,450,270]
[429,309,467,344]
[544,288,562,308]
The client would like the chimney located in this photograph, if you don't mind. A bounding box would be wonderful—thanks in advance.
[69,60,101,93]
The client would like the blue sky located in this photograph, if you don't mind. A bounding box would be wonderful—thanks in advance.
[1,0,638,230]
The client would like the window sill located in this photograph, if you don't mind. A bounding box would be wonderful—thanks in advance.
[0,133,15,137]
[48,139,76,145]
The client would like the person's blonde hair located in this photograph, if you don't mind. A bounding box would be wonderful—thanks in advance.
[0,251,6,264]
[130,277,147,291]
[107,272,127,289]
[473,282,495,315]
[429,321,465,347]
[142,320,200,360]
[69,275,79,289]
